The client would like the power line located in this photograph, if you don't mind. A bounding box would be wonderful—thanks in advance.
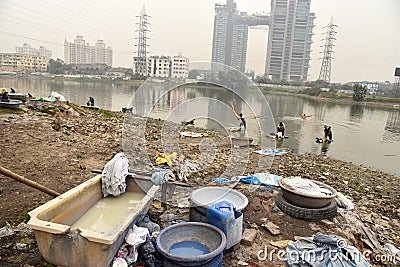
[0,30,63,46]
[0,30,135,55]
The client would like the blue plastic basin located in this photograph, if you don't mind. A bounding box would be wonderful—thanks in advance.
[156,222,226,267]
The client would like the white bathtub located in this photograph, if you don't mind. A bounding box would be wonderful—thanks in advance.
[28,174,158,267]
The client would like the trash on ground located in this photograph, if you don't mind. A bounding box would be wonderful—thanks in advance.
[0,222,14,238]
[254,148,287,156]
[180,131,203,138]
[270,239,291,249]
[211,177,231,184]
[240,173,282,187]
[286,233,370,266]
[262,221,280,236]
[151,168,166,185]
[335,192,355,210]
[113,225,149,265]
[155,152,177,167]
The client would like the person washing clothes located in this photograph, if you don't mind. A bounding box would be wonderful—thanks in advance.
[231,104,246,130]
[276,122,285,138]
[323,125,333,142]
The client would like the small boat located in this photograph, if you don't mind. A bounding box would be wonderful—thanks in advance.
[80,105,100,110]
[122,107,133,112]
[8,93,28,103]
[0,99,22,109]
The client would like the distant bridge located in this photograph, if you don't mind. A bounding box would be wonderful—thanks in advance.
[238,14,270,27]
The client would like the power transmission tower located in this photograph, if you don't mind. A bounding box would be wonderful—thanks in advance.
[318,18,338,83]
[134,6,150,77]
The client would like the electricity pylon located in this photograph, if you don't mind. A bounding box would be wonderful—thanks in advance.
[134,6,150,77]
[318,18,338,83]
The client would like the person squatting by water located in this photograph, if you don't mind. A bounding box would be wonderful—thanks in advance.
[87,96,95,106]
[276,122,285,137]
[323,125,333,142]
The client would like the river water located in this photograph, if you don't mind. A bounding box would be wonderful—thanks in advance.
[2,77,399,177]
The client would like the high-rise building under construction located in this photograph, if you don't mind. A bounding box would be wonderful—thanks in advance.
[211,0,315,81]
[265,0,315,81]
[211,0,248,73]
[211,0,270,73]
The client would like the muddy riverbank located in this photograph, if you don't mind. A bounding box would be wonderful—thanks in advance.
[0,102,399,266]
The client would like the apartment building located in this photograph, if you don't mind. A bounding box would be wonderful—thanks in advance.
[171,54,189,79]
[0,53,47,72]
[133,54,189,79]
[148,55,171,78]
[265,0,315,81]
[64,35,113,66]
[15,43,52,62]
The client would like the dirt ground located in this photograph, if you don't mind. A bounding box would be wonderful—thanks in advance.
[0,101,399,266]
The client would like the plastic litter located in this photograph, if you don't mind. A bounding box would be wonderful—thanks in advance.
[171,158,199,182]
[112,258,127,267]
[0,222,14,238]
[240,173,282,187]
[180,131,203,138]
[254,149,287,156]
[136,214,160,235]
[155,152,177,167]
[151,168,166,185]
[138,236,163,267]
[211,177,230,184]
[384,243,400,256]
[336,192,354,210]
[116,225,149,264]
[50,91,66,102]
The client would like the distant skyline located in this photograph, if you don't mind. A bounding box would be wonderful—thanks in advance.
[0,0,399,83]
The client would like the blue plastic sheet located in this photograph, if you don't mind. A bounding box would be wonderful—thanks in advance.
[211,178,230,184]
[239,173,282,187]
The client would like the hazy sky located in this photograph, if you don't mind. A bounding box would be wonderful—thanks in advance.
[0,0,399,83]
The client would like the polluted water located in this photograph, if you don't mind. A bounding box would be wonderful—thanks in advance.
[71,192,145,233]
[169,241,210,257]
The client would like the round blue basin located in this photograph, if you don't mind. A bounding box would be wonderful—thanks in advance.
[156,222,226,267]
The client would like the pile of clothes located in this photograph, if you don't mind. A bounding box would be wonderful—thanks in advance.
[286,233,370,267]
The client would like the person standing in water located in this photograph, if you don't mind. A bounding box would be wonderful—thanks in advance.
[238,113,246,129]
[231,104,246,130]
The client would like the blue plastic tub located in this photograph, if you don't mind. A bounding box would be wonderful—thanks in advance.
[156,222,226,267]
